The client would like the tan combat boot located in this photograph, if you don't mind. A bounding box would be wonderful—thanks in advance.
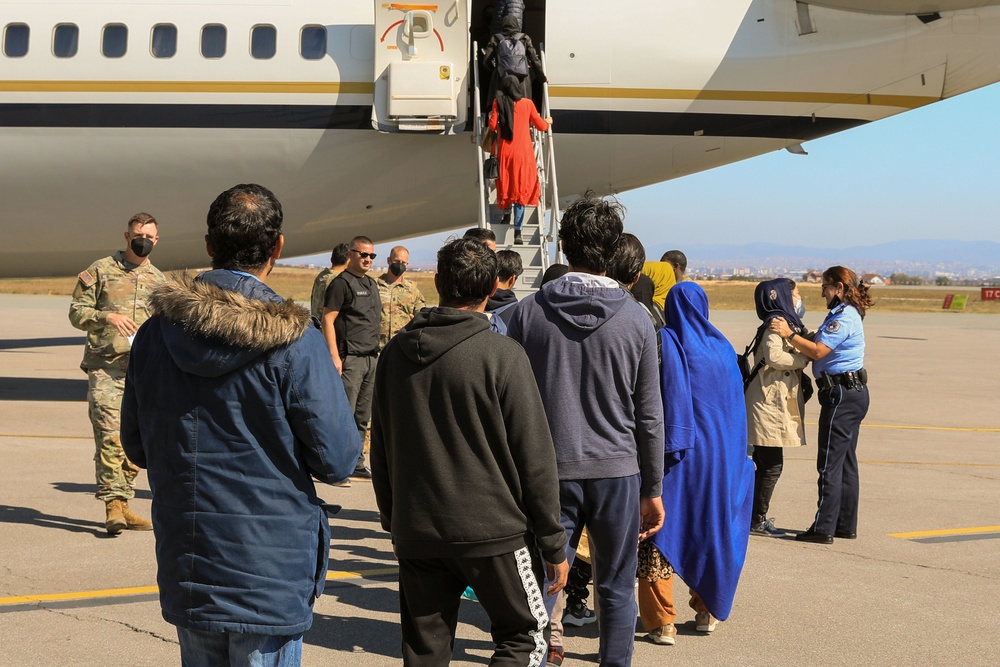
[105,499,126,535]
[121,500,153,531]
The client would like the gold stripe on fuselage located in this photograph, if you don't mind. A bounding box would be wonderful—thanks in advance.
[0,81,936,109]
[0,81,375,94]
[549,86,937,109]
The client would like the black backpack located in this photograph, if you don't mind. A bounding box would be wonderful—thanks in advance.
[496,33,528,77]
[738,324,768,394]
[738,323,816,401]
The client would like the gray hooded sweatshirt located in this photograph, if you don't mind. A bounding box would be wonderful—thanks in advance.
[507,274,665,497]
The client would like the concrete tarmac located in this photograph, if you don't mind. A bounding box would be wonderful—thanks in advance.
[1,294,997,666]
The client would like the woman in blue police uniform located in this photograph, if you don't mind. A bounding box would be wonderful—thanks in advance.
[770,266,874,544]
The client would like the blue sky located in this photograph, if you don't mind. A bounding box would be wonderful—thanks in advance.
[289,82,1000,266]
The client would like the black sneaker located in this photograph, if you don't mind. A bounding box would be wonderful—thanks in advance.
[750,518,783,536]
[546,645,564,666]
[514,229,524,245]
[351,466,373,479]
[795,529,833,544]
[562,598,597,626]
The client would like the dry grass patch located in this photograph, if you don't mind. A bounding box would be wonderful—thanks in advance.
[3,269,997,314]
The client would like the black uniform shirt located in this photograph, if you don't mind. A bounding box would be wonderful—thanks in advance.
[326,271,381,356]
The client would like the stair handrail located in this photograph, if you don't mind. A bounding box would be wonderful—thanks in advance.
[539,50,563,265]
[472,39,488,229]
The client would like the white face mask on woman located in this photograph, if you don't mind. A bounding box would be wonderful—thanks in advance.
[794,298,806,319]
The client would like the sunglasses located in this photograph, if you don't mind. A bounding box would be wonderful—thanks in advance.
[351,249,377,259]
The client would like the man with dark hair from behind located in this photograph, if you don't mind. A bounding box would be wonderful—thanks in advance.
[610,233,666,331]
[463,226,497,251]
[662,249,688,283]
[371,238,568,666]
[310,242,350,323]
[486,248,523,327]
[121,183,361,667]
[507,192,666,667]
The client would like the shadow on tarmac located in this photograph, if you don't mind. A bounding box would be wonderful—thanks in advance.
[51,481,152,501]
[332,507,381,523]
[307,584,495,663]
[0,377,86,402]
[0,504,113,538]
[0,336,85,350]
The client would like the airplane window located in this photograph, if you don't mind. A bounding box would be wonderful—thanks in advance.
[53,24,78,58]
[300,25,326,60]
[251,25,276,59]
[201,24,226,59]
[102,24,127,58]
[3,23,30,58]
[151,24,177,58]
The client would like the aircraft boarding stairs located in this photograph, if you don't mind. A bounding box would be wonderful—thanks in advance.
[369,2,560,299]
[473,46,561,302]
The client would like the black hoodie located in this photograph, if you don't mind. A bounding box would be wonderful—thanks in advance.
[370,307,567,564]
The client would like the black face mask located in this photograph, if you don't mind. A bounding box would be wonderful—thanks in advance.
[389,261,407,277]
[828,295,842,309]
[130,237,154,258]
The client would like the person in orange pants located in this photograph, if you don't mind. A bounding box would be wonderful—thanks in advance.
[637,542,717,645]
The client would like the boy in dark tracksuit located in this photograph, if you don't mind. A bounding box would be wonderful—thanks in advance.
[370,238,568,667]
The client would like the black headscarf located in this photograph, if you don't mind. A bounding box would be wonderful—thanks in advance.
[496,75,523,141]
[753,278,804,333]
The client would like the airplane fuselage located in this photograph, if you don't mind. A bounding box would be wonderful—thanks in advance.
[2,0,1000,276]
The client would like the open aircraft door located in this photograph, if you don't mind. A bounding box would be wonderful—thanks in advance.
[373,2,469,133]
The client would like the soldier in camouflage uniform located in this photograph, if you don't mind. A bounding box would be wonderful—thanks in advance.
[309,242,350,324]
[68,213,164,535]
[377,245,426,349]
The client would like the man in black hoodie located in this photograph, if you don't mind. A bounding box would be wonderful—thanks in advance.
[370,238,568,667]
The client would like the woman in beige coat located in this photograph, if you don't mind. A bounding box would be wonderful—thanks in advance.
[745,279,810,536]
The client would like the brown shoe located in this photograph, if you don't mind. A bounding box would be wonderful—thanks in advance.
[105,499,126,535]
[121,500,153,531]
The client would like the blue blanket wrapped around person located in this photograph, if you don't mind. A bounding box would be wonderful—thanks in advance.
[651,282,754,620]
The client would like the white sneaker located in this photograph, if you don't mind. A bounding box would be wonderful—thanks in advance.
[647,623,676,645]
[695,611,718,632]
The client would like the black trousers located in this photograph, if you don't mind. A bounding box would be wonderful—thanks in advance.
[751,446,784,524]
[398,547,549,667]
[813,383,870,536]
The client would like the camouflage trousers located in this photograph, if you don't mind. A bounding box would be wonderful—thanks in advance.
[87,367,139,501]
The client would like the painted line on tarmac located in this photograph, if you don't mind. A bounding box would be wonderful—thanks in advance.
[0,567,399,611]
[0,433,90,440]
[911,533,1000,544]
[786,457,1000,468]
[14,423,997,440]
[888,525,1000,540]
[803,422,1000,433]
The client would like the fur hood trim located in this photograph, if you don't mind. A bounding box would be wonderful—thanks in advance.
[150,275,310,351]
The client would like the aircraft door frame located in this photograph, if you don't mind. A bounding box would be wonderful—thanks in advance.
[372,1,470,133]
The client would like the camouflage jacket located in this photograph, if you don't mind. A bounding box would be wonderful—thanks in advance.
[377,274,426,348]
[68,251,164,371]
[310,267,343,323]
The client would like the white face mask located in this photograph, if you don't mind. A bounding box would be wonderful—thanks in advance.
[794,298,806,319]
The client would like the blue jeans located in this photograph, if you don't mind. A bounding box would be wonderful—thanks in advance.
[176,628,303,667]
[512,203,525,230]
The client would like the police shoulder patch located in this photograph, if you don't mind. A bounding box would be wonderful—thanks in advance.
[78,270,96,287]
[825,320,841,333]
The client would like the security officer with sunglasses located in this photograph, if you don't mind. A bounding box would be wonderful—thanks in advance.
[323,236,382,478]
[770,266,874,544]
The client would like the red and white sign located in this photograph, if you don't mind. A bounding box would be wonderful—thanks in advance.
[983,288,1000,301]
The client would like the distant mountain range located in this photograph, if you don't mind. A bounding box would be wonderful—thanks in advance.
[284,239,1000,277]
[647,240,1000,277]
